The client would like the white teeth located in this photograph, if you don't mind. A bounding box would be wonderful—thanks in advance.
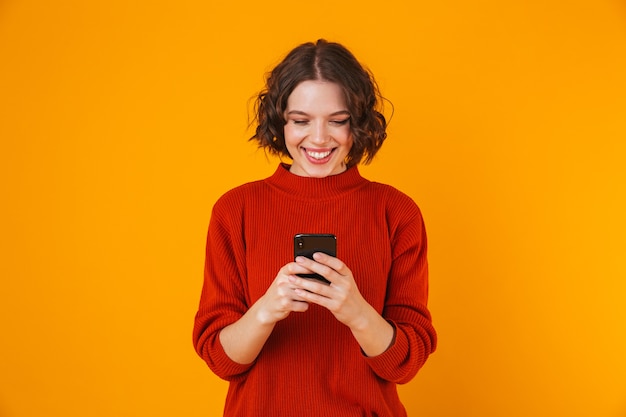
[306,150,332,159]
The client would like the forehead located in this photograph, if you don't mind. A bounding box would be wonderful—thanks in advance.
[286,80,347,112]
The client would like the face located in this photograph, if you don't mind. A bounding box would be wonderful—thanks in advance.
[283,80,353,178]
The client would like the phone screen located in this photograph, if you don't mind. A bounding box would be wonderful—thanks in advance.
[294,233,336,284]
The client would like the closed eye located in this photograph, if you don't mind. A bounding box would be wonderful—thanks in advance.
[331,118,350,126]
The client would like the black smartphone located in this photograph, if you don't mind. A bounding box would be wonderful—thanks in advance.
[294,233,336,284]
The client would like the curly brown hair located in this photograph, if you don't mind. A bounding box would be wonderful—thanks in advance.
[250,39,388,168]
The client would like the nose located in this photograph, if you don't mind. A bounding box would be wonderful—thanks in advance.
[310,121,329,144]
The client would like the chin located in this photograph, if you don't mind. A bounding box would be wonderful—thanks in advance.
[308,165,345,178]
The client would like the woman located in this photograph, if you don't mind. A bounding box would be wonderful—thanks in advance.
[193,39,437,416]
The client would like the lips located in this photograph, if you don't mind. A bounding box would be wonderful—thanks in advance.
[306,148,332,159]
[302,147,335,164]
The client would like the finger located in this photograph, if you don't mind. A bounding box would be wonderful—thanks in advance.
[288,299,310,312]
[311,252,349,275]
[294,256,337,284]
[285,260,319,277]
[289,274,332,296]
[294,288,332,309]
[277,275,314,300]
[275,285,310,311]
[289,287,311,303]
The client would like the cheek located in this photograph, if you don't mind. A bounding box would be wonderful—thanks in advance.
[283,126,302,155]
[283,125,299,143]
[340,127,354,145]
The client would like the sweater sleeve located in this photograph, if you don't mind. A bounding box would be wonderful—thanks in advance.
[364,197,437,384]
[192,192,254,380]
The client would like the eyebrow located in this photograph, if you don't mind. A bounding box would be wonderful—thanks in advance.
[286,110,350,117]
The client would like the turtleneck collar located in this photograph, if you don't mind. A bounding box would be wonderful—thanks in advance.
[264,163,369,201]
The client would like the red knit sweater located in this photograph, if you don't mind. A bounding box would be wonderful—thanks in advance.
[193,164,436,417]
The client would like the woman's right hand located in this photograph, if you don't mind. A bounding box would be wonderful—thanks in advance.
[218,261,310,364]
[255,262,311,325]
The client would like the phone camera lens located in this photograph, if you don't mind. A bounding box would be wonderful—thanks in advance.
[297,239,304,249]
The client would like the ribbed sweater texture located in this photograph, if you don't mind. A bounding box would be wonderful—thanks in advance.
[193,164,437,417]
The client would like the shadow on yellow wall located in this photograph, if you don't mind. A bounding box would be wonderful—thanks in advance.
[1,1,625,416]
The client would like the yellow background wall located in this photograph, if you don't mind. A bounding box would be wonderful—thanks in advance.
[1,1,625,416]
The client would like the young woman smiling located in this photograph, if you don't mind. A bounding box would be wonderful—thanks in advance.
[193,39,437,417]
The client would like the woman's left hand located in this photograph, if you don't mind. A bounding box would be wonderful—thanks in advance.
[290,252,394,356]
[290,252,370,330]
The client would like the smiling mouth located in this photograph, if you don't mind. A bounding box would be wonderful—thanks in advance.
[304,148,334,160]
